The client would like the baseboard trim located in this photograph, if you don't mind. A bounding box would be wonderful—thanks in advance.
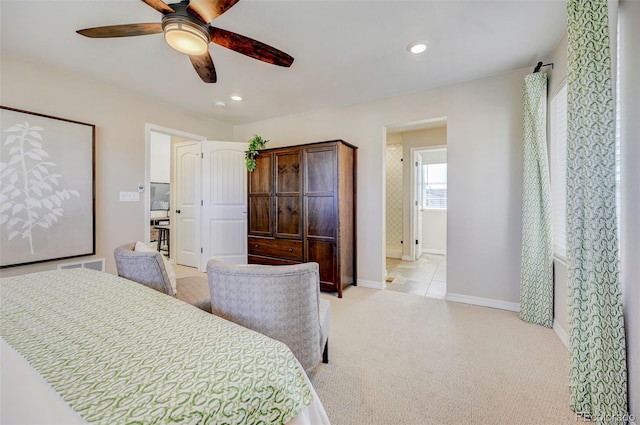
[445,293,521,312]
[423,248,447,255]
[553,319,569,349]
[357,279,386,290]
[401,255,413,261]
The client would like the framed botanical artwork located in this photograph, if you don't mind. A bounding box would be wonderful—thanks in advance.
[0,106,95,268]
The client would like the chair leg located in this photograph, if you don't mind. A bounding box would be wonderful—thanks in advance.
[322,339,329,364]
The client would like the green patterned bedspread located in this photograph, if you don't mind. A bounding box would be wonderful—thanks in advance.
[0,268,312,424]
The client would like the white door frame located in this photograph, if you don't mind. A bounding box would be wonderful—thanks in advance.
[144,123,206,264]
[385,117,447,263]
[412,148,424,260]
[409,144,447,262]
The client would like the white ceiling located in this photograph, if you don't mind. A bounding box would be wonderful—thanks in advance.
[0,0,567,125]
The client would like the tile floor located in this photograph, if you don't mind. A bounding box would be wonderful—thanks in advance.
[385,253,447,298]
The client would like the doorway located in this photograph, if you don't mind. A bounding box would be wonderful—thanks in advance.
[146,124,206,268]
[383,118,448,298]
[146,125,249,272]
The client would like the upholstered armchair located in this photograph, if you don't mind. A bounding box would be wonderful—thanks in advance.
[114,242,211,312]
[206,259,331,372]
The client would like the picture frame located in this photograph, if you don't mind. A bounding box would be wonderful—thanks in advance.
[0,106,95,268]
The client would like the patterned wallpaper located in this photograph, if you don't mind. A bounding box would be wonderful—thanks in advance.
[386,144,403,247]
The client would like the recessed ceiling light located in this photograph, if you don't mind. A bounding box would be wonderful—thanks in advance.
[407,40,428,54]
[230,95,243,101]
[214,101,226,108]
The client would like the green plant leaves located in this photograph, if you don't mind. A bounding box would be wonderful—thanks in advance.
[245,135,268,171]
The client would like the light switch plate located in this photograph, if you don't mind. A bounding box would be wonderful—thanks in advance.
[119,191,140,202]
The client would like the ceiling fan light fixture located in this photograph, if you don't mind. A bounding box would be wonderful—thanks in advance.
[162,17,210,56]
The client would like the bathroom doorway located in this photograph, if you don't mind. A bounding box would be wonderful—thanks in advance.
[384,118,448,298]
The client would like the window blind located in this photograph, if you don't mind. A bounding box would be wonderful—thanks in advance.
[550,84,567,259]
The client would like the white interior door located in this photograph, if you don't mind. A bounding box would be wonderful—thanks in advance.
[174,142,201,267]
[200,141,248,270]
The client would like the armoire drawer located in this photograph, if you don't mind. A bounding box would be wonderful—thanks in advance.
[248,255,301,266]
[248,237,303,261]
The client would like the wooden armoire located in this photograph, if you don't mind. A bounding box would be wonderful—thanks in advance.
[247,140,357,297]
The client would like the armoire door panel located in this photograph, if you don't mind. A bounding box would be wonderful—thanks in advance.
[305,147,335,194]
[306,196,335,238]
[275,151,301,194]
[276,196,302,238]
[249,153,273,195]
[307,240,337,288]
[248,196,272,235]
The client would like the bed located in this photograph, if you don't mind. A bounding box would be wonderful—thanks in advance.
[0,268,329,425]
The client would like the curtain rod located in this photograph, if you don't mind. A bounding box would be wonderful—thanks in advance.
[533,61,554,73]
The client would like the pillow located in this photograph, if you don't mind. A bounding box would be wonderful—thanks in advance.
[134,241,177,296]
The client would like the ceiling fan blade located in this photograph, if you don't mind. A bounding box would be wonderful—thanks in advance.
[188,0,240,24]
[189,52,218,83]
[77,23,163,38]
[141,0,175,15]
[210,27,294,67]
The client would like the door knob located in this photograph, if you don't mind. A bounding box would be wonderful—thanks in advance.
[176,209,181,214]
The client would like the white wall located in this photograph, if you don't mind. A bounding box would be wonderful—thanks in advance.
[620,0,640,418]
[422,210,447,254]
[234,68,527,302]
[150,132,171,183]
[0,54,233,277]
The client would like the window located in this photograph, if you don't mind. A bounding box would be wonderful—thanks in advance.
[421,148,447,209]
[550,83,567,260]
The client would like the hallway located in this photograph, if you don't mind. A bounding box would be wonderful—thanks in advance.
[385,254,446,298]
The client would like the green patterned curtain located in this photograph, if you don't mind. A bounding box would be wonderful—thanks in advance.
[566,0,628,423]
[519,72,553,328]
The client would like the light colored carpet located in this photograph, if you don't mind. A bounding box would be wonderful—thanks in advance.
[308,286,585,425]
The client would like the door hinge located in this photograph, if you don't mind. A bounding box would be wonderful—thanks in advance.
[415,200,418,206]
[201,152,203,159]
[400,158,403,162]
[416,239,419,244]
[201,248,203,253]
[400,240,403,244]
[415,161,419,167]
[201,200,203,206]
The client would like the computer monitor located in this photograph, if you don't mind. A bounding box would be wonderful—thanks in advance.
[150,182,170,212]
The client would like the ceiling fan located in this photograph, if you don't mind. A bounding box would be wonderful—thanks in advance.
[76,0,294,83]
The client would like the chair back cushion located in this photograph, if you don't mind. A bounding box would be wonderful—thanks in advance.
[113,243,175,295]
[134,241,177,295]
[207,260,323,370]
